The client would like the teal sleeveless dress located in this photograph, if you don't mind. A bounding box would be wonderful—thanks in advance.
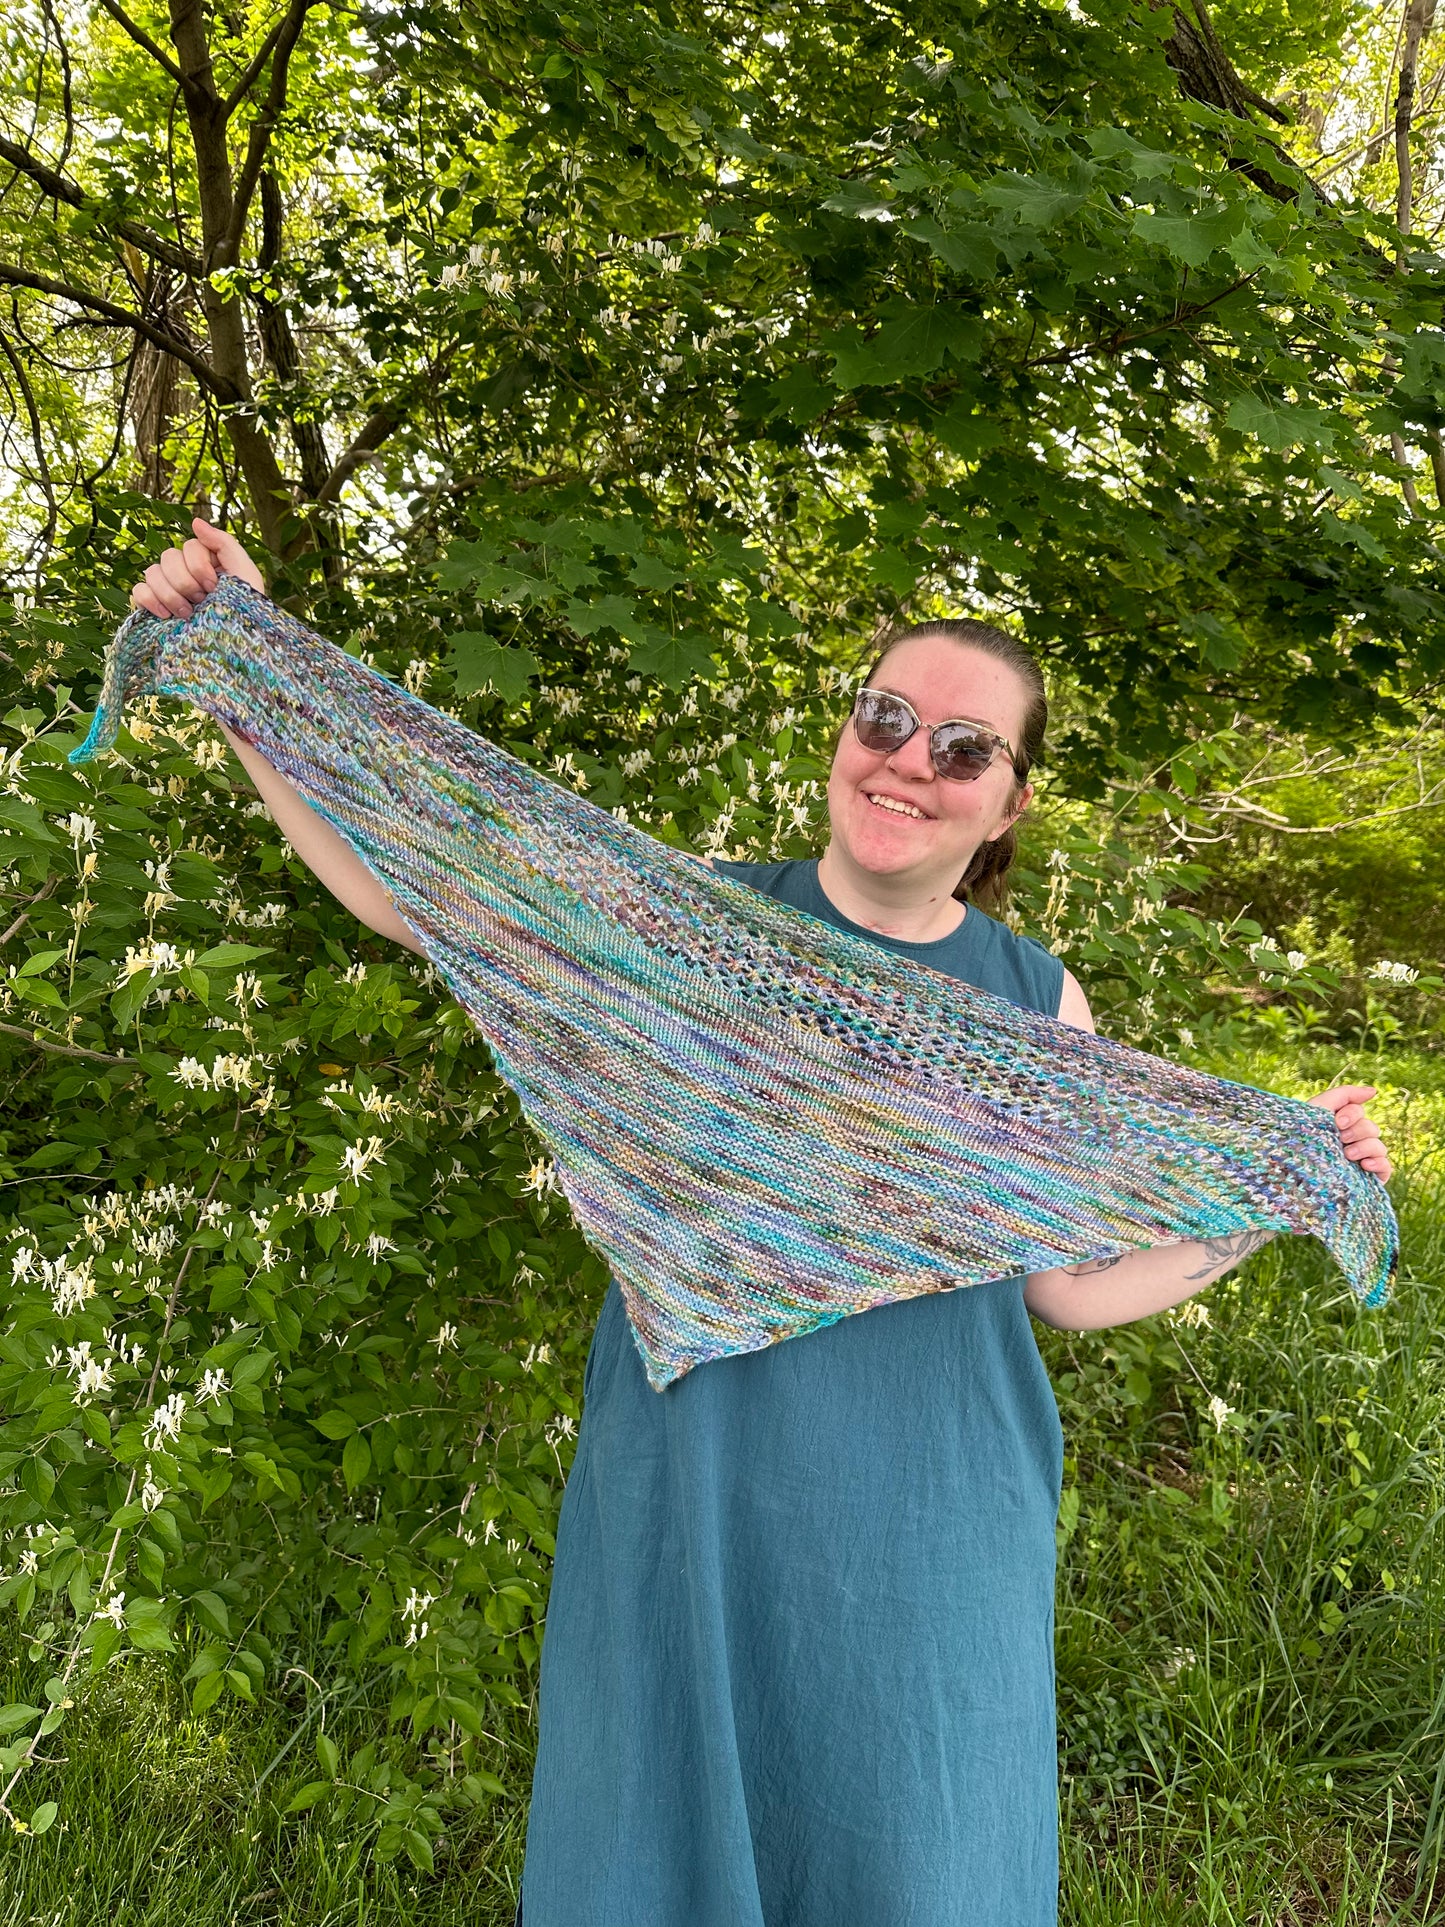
[518,858,1068,1926]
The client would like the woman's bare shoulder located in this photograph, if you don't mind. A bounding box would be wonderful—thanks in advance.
[1056,966,1095,1033]
[679,852,715,869]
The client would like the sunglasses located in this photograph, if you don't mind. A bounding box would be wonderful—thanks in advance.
[850,687,1019,783]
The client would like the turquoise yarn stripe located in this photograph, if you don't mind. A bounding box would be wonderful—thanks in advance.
[69,576,1398,1390]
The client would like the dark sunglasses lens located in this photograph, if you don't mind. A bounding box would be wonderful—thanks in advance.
[854,691,914,751]
[934,725,996,781]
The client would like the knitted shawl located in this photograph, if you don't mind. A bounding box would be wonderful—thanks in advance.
[70,575,1397,1391]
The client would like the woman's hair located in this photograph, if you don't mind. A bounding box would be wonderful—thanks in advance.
[837,617,1049,915]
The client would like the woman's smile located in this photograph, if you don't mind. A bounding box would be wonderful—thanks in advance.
[862,788,934,822]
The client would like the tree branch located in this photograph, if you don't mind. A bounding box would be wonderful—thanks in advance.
[0,330,58,556]
[0,261,231,397]
[94,0,187,87]
[224,6,304,118]
[226,0,317,256]
[0,136,201,276]
[315,403,399,505]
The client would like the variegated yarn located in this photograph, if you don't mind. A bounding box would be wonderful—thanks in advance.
[70,576,1397,1390]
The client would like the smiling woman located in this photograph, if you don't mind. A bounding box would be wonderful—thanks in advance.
[121,527,1391,1927]
[522,612,1391,1927]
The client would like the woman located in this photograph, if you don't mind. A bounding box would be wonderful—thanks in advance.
[133,521,1392,1926]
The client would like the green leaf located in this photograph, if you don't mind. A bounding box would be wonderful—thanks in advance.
[565,593,642,638]
[193,942,274,969]
[447,633,539,703]
[403,1828,435,1873]
[901,214,1000,280]
[286,1780,332,1812]
[0,798,57,845]
[1134,205,1245,269]
[191,1671,226,1715]
[1225,394,1337,452]
[28,1801,57,1835]
[20,1456,54,1505]
[189,1590,230,1637]
[316,1731,340,1779]
[342,1431,372,1490]
[626,629,718,690]
[820,179,893,221]
[0,1704,41,1736]
[980,169,1090,229]
[311,1409,356,1440]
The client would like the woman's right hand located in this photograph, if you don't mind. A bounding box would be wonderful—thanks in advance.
[130,516,265,620]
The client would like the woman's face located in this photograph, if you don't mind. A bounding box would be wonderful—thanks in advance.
[825,634,1035,888]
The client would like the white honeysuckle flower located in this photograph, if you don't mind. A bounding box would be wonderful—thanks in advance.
[197,1368,230,1405]
[1368,958,1418,985]
[440,263,465,286]
[139,1465,166,1511]
[66,812,98,847]
[341,1135,386,1182]
[97,1591,125,1626]
[49,1260,97,1318]
[1286,951,1307,970]
[143,1391,188,1451]
[364,1232,398,1260]
[18,1548,38,1576]
[1208,1394,1233,1432]
[173,1057,211,1090]
[11,1246,36,1283]
[520,1158,560,1197]
[1173,1299,1211,1329]
[482,1517,499,1543]
[432,1321,459,1351]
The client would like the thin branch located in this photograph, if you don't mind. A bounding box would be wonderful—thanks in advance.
[1024,274,1262,370]
[0,1021,127,1063]
[314,403,399,505]
[0,332,58,555]
[0,261,230,397]
[226,0,316,256]
[223,5,304,118]
[94,0,187,87]
[0,137,201,277]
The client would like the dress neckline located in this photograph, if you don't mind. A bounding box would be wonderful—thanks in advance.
[799,860,979,959]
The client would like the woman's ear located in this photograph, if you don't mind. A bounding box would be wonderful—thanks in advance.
[988,780,1033,841]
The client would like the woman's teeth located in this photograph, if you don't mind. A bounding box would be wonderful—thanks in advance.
[866,793,927,820]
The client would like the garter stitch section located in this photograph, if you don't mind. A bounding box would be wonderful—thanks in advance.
[69,576,1398,1390]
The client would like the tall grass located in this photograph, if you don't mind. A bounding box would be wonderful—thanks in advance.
[0,1043,1439,1924]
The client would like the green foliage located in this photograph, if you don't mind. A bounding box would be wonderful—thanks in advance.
[1,0,1443,1880]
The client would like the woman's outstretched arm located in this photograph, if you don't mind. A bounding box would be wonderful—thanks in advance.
[1023,969,1393,1330]
[130,519,425,957]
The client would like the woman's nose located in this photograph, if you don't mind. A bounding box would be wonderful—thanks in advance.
[887,726,936,781]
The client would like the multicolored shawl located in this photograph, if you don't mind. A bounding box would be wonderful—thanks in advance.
[69,575,1397,1390]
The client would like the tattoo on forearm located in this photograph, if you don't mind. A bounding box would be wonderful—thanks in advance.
[1063,1229,1275,1284]
[1182,1229,1275,1280]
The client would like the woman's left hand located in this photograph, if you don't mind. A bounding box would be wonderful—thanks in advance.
[1308,1084,1393,1182]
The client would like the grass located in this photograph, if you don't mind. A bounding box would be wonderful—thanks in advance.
[0,1040,1441,1924]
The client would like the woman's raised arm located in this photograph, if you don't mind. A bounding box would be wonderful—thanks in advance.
[130,519,425,957]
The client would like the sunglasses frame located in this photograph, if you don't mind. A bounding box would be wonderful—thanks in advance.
[850,687,1019,784]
